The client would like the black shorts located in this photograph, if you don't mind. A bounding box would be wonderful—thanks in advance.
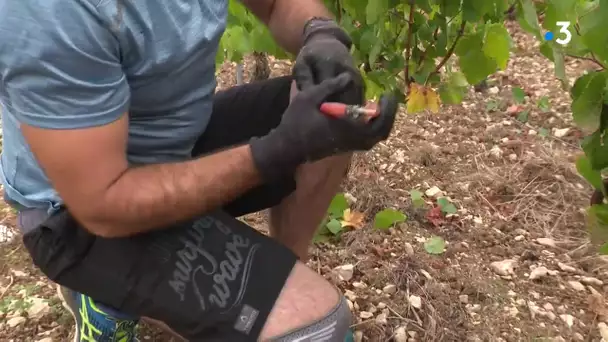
[20,76,299,341]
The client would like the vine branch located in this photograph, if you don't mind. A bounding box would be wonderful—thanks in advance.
[571,23,606,70]
[428,20,466,80]
[404,0,415,90]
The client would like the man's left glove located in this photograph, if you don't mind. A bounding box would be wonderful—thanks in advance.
[293,17,364,106]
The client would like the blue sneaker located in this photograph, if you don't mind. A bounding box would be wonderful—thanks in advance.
[56,285,139,342]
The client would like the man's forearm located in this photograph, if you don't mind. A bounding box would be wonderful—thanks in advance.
[265,0,332,54]
[88,145,261,237]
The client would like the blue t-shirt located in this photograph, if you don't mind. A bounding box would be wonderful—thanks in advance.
[0,0,227,213]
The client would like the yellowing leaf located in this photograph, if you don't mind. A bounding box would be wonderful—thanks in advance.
[406,83,427,113]
[340,209,365,229]
[406,83,442,114]
[426,88,440,113]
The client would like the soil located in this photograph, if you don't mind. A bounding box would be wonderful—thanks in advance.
[1,23,608,342]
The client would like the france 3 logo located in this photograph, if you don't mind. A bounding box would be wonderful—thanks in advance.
[543,21,572,46]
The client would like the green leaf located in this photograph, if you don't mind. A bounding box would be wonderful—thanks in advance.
[587,204,608,246]
[462,0,492,22]
[366,0,389,25]
[599,242,608,255]
[517,110,529,123]
[552,48,567,88]
[457,33,498,85]
[424,236,446,255]
[439,83,466,104]
[448,71,469,88]
[439,0,461,17]
[410,190,425,208]
[537,96,550,112]
[437,197,457,214]
[459,51,497,85]
[572,71,606,131]
[576,154,604,192]
[512,87,526,103]
[578,1,608,65]
[581,130,608,171]
[517,0,542,38]
[326,219,343,235]
[483,24,511,70]
[327,193,349,218]
[312,233,331,243]
[374,209,407,230]
[538,127,549,138]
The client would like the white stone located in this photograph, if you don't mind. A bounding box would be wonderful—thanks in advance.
[536,238,556,248]
[529,266,549,280]
[382,284,397,295]
[408,295,422,309]
[7,316,26,328]
[557,262,577,273]
[333,264,354,282]
[425,186,443,197]
[359,311,373,319]
[568,281,586,292]
[490,259,517,276]
[394,327,408,342]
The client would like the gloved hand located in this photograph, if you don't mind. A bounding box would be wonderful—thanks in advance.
[249,73,397,182]
[293,18,364,106]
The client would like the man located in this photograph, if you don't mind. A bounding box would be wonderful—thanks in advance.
[0,0,396,341]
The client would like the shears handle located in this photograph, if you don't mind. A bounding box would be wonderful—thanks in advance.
[319,102,379,123]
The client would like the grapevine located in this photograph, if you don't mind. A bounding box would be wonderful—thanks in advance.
[218,0,608,253]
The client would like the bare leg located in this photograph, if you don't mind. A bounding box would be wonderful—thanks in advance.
[268,82,352,260]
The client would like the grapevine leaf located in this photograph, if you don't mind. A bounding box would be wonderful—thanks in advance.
[517,110,529,123]
[600,242,608,255]
[410,190,425,208]
[517,0,542,38]
[439,83,466,105]
[578,2,608,65]
[366,0,388,25]
[407,83,427,113]
[483,24,511,70]
[457,33,497,85]
[341,209,365,229]
[326,219,343,235]
[374,209,407,230]
[426,88,440,113]
[587,204,608,247]
[424,236,446,255]
[437,197,457,214]
[581,130,608,171]
[572,71,606,131]
[512,87,526,103]
[328,193,349,218]
[575,154,604,191]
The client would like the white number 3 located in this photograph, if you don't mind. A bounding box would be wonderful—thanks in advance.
[555,21,572,45]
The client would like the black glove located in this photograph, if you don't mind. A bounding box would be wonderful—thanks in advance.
[293,17,364,106]
[249,73,397,182]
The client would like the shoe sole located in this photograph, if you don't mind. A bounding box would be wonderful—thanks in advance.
[56,284,79,342]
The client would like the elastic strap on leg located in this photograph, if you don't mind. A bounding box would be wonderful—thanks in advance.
[270,294,353,342]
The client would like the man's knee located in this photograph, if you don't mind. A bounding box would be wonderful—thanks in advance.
[260,262,353,341]
[296,153,353,187]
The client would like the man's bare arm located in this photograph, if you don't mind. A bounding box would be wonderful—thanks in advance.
[21,113,262,238]
[240,0,332,54]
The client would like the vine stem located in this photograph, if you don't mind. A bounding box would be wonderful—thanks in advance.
[404,0,415,92]
[571,24,606,70]
[427,20,466,82]
[566,54,606,70]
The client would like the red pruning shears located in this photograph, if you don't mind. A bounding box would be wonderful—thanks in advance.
[320,102,380,123]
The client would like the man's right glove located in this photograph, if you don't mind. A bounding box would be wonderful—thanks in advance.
[249,73,397,182]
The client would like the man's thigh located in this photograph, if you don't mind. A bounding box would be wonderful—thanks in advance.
[194,76,295,217]
[21,207,297,341]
